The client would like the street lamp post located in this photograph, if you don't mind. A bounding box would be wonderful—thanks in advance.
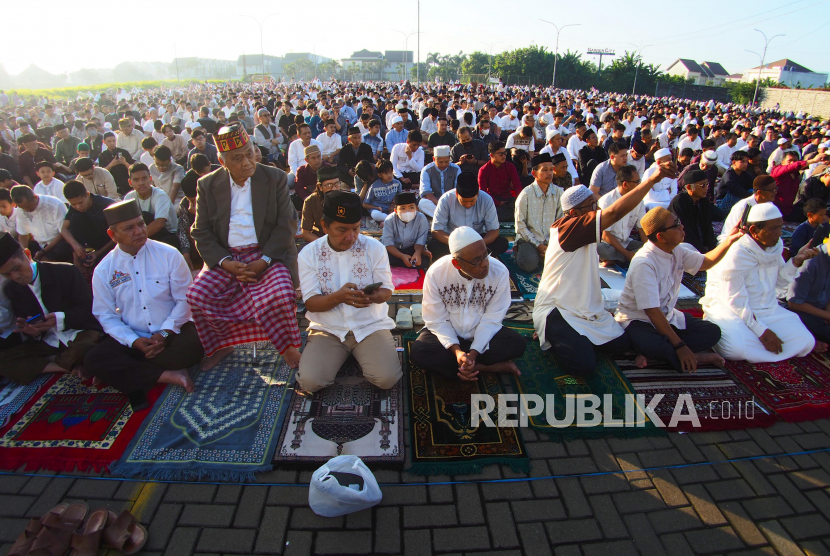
[628,43,652,96]
[748,29,784,107]
[392,30,420,81]
[540,20,580,89]
[481,42,503,82]
[241,13,281,79]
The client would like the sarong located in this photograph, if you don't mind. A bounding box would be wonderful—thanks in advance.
[187,244,300,356]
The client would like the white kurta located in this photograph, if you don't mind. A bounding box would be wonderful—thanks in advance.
[533,210,625,349]
[92,240,194,348]
[701,235,814,363]
[298,235,395,343]
[642,165,677,210]
[16,195,67,245]
[422,254,510,354]
[598,187,645,248]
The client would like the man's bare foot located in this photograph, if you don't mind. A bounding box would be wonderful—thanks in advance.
[695,352,725,367]
[283,346,301,368]
[814,341,828,354]
[600,260,616,268]
[159,369,195,392]
[200,347,234,371]
[42,362,67,374]
[476,361,521,376]
[71,365,91,379]
[635,354,649,368]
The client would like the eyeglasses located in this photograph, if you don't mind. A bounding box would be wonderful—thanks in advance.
[757,187,778,194]
[455,249,491,267]
[661,221,683,233]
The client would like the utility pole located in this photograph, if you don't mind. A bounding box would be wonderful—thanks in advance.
[241,13,281,79]
[174,44,180,83]
[416,0,420,83]
[749,29,784,107]
[540,20,580,88]
[629,43,652,96]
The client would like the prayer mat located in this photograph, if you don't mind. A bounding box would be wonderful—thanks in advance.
[616,358,776,432]
[273,336,405,466]
[112,343,293,481]
[723,352,830,422]
[0,374,163,473]
[0,374,50,428]
[499,223,515,237]
[391,267,425,294]
[713,221,724,236]
[603,266,697,300]
[781,222,798,248]
[404,335,530,476]
[507,325,664,440]
[499,252,541,300]
[681,271,707,299]
[360,216,383,237]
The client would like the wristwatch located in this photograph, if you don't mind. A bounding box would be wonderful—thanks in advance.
[672,341,686,351]
[157,330,169,340]
[261,256,273,266]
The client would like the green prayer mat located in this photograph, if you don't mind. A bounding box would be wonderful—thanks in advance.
[405,335,530,476]
[507,325,664,441]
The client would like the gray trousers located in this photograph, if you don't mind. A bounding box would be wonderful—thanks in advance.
[514,239,542,272]
[597,239,644,263]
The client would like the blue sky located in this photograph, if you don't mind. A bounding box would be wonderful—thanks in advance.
[3,0,828,79]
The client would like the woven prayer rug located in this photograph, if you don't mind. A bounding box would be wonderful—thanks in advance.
[391,267,425,295]
[615,358,777,432]
[723,352,830,422]
[499,252,541,300]
[0,374,50,428]
[273,337,405,466]
[112,343,293,481]
[360,216,383,237]
[404,334,529,476]
[0,374,163,473]
[507,325,664,440]
[499,223,516,237]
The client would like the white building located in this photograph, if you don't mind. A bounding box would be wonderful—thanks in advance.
[729,59,828,89]
[340,50,414,81]
[665,59,730,86]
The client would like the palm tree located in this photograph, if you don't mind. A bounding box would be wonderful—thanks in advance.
[396,63,407,81]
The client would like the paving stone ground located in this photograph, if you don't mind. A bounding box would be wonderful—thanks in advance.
[2,301,830,555]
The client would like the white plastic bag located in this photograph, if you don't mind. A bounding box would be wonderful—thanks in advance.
[308,455,382,517]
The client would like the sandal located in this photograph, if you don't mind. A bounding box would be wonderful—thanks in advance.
[69,508,109,556]
[7,504,67,556]
[102,510,148,555]
[28,502,89,556]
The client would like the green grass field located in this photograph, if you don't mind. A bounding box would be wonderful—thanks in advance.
[9,79,238,99]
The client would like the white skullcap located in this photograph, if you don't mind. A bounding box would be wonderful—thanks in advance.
[391,115,403,124]
[510,109,518,117]
[748,202,782,222]
[546,128,561,141]
[561,185,594,212]
[669,114,677,119]
[777,138,789,145]
[820,142,830,149]
[191,121,202,128]
[702,150,718,163]
[449,226,484,255]
[104,122,112,129]
[185,120,195,128]
[434,145,450,158]
[654,148,672,161]
[586,113,595,119]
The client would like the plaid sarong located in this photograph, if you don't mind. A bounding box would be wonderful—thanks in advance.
[187,244,300,356]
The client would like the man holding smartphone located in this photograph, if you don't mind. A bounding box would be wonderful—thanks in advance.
[296,190,401,393]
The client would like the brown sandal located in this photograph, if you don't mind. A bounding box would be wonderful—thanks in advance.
[102,510,148,555]
[27,502,89,556]
[69,508,109,556]
[7,504,66,556]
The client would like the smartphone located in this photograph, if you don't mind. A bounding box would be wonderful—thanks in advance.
[362,282,383,295]
[26,314,45,325]
[739,203,752,231]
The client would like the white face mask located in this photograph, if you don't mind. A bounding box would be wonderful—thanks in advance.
[479,128,490,136]
[397,210,417,223]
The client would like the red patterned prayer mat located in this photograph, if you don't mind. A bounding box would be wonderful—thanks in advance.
[724,353,830,422]
[0,374,163,473]
[391,267,425,294]
[616,358,777,432]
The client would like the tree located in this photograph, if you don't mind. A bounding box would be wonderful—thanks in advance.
[460,51,489,77]
[318,59,341,78]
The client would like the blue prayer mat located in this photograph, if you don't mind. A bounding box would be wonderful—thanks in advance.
[111,343,294,482]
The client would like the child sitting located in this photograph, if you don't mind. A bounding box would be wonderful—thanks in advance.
[140,136,157,166]
[791,198,829,255]
[33,161,67,204]
[381,191,431,268]
[0,188,17,238]
[363,159,402,224]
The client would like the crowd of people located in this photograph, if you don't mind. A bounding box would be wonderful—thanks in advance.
[1,77,829,402]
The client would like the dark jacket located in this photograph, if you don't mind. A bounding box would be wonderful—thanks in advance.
[4,262,102,333]
[668,192,717,254]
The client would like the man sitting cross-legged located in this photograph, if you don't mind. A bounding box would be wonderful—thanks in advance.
[702,203,820,363]
[187,123,302,370]
[296,190,402,393]
[0,233,102,384]
[410,226,526,381]
[614,207,742,372]
[83,200,204,405]
[532,160,678,376]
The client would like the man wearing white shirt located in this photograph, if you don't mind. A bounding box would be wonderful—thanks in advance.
[410,227,526,380]
[643,149,679,210]
[84,199,203,402]
[33,162,67,204]
[539,130,579,182]
[123,164,179,248]
[390,130,425,189]
[420,109,438,135]
[676,125,702,153]
[115,118,145,161]
[715,133,739,175]
[567,123,587,161]
[11,186,71,262]
[0,233,102,384]
[287,124,323,175]
[597,165,647,264]
[296,191,401,393]
[315,120,343,164]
